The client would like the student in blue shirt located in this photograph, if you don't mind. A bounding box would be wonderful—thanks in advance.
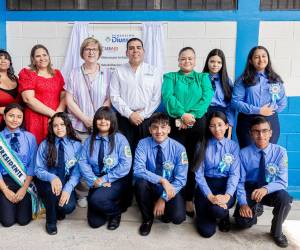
[234,116,292,248]
[193,111,240,238]
[203,49,235,138]
[232,46,287,148]
[134,112,188,236]
[0,103,37,227]
[79,106,132,230]
[35,112,82,235]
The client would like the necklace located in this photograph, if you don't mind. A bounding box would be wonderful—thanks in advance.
[83,64,99,75]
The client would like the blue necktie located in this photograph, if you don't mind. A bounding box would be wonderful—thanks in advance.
[98,137,104,175]
[57,139,65,184]
[155,145,163,176]
[10,133,20,153]
[258,150,266,187]
[210,75,217,91]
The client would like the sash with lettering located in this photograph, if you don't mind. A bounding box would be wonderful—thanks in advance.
[0,133,43,218]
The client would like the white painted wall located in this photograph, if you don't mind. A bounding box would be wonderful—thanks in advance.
[259,21,300,96]
[6,21,236,80]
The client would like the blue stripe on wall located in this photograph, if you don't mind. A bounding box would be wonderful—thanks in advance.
[0,0,6,49]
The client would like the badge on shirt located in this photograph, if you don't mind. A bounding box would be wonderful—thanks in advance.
[269,83,281,102]
[266,163,279,183]
[162,161,174,180]
[103,156,115,169]
[124,145,132,158]
[282,156,288,168]
[181,152,188,165]
[217,153,234,173]
[66,158,77,175]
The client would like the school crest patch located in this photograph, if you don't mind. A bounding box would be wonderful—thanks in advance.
[181,152,188,165]
[124,145,132,157]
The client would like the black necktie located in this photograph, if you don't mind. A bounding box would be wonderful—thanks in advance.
[10,133,20,153]
[210,75,217,91]
[258,150,266,187]
[98,137,104,175]
[155,145,163,176]
[57,139,65,184]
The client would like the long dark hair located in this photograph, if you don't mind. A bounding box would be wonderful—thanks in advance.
[1,103,25,131]
[46,112,80,167]
[89,107,118,156]
[241,45,283,86]
[29,44,54,76]
[0,50,18,82]
[203,49,232,102]
[193,111,228,171]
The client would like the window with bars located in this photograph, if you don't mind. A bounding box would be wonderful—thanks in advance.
[6,0,237,10]
[261,0,300,10]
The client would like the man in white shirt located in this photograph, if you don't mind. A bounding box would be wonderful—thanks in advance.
[110,37,162,151]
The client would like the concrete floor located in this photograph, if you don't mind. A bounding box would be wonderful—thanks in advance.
[0,201,299,250]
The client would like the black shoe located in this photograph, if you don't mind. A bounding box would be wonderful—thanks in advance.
[160,215,171,223]
[57,212,66,221]
[107,215,121,230]
[272,233,288,248]
[46,223,57,235]
[218,217,231,232]
[253,203,264,217]
[139,220,153,236]
[186,210,195,218]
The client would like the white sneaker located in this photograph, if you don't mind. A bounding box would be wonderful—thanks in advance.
[77,197,87,208]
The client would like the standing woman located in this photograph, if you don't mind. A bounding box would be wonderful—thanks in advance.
[79,107,132,230]
[0,50,21,128]
[194,111,240,238]
[65,37,111,140]
[162,47,214,217]
[203,49,235,138]
[0,103,38,227]
[35,112,82,235]
[19,44,66,144]
[232,46,287,148]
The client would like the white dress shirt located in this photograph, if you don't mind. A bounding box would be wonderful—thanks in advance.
[110,62,162,119]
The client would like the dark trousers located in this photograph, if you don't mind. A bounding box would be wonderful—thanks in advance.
[194,177,235,238]
[135,179,186,224]
[87,177,128,228]
[236,113,280,149]
[0,175,32,227]
[35,179,76,226]
[170,115,206,202]
[234,182,292,237]
[116,112,151,208]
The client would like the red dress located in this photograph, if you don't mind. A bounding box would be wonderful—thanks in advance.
[18,68,64,144]
[0,84,21,124]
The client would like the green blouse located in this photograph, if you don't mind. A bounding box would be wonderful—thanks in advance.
[162,70,213,119]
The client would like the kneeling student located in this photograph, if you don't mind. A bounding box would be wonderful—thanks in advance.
[79,107,132,230]
[134,112,188,236]
[0,103,38,227]
[234,116,292,248]
[194,111,240,238]
[35,112,82,235]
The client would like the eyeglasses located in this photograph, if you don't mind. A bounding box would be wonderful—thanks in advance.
[84,48,99,53]
[209,124,226,130]
[251,129,271,135]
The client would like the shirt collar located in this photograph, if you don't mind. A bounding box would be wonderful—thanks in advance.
[55,136,68,145]
[178,70,195,79]
[209,73,220,81]
[253,143,271,155]
[96,134,109,142]
[256,71,267,78]
[3,127,21,138]
[211,137,226,147]
[151,137,169,150]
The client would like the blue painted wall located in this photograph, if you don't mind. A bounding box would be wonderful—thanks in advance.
[0,0,299,198]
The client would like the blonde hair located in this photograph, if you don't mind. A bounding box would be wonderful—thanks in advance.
[80,37,102,60]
